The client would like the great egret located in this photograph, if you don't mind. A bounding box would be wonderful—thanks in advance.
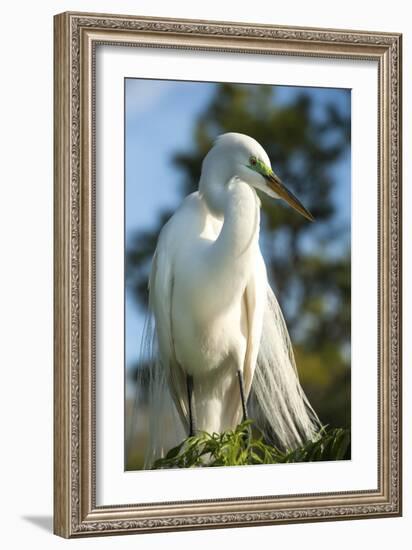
[138,132,321,467]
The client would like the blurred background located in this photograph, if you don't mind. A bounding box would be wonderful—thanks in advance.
[124,78,351,470]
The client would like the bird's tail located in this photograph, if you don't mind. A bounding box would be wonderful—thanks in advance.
[248,284,322,451]
[127,312,185,470]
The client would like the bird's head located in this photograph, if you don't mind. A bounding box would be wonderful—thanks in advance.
[200,132,314,221]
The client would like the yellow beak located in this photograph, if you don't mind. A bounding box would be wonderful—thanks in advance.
[265,172,314,222]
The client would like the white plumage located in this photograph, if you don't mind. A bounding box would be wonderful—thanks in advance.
[137,133,321,467]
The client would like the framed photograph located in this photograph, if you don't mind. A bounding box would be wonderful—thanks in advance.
[53,11,402,538]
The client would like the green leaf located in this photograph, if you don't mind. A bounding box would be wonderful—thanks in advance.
[151,421,350,469]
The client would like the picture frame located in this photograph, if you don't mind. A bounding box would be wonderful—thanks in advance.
[53,11,402,538]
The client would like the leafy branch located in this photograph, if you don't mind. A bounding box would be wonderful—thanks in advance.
[153,420,350,469]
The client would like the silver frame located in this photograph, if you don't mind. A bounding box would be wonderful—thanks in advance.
[54,11,402,537]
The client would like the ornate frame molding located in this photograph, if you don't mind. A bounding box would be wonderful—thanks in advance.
[53,12,402,538]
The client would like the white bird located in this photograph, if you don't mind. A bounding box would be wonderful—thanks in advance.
[138,132,321,467]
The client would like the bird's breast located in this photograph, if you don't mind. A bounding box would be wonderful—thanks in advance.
[171,281,248,377]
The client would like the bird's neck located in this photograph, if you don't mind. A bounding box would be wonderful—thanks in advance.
[215,179,260,259]
[194,179,261,319]
[200,180,261,307]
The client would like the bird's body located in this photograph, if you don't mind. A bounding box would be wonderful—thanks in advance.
[151,186,266,435]
[141,133,321,466]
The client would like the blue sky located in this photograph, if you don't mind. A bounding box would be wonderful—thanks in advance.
[125,78,351,371]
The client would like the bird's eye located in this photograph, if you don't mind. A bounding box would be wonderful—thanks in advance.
[250,156,257,166]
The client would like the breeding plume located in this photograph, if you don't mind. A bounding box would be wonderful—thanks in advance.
[139,133,321,467]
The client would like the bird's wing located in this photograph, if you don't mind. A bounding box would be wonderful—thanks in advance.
[148,194,209,433]
[242,253,267,402]
[149,240,190,433]
[224,254,267,429]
